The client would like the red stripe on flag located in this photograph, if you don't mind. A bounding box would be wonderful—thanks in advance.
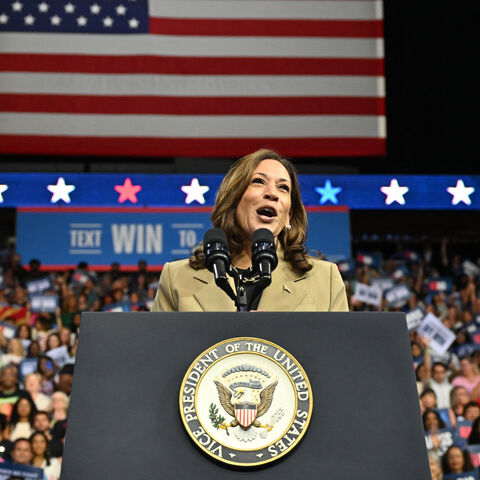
[0,94,385,115]
[0,54,384,76]
[149,18,384,38]
[0,135,386,157]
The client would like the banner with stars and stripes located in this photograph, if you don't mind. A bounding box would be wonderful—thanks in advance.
[0,0,385,158]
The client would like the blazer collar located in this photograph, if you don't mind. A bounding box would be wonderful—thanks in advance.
[192,256,308,312]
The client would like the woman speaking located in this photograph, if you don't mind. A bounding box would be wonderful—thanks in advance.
[151,149,348,312]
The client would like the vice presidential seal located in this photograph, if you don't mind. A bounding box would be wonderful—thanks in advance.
[179,337,313,467]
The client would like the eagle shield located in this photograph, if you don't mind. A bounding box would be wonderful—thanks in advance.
[234,403,257,428]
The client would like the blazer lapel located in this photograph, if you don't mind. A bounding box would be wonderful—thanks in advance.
[192,269,237,312]
[258,258,308,311]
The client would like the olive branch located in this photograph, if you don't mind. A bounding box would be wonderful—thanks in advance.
[209,403,229,435]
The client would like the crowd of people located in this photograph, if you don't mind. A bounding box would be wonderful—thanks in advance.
[0,236,479,479]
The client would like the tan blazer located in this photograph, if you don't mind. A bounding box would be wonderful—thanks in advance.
[151,255,348,312]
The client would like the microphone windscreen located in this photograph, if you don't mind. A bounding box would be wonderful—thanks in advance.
[251,228,275,246]
[204,228,228,245]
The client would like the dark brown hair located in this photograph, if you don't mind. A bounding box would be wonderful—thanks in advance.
[189,149,312,273]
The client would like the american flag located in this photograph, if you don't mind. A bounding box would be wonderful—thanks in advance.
[0,0,385,157]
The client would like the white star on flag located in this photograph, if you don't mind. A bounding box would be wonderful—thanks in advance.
[128,17,139,28]
[380,179,409,205]
[181,178,209,205]
[76,15,87,26]
[12,1,23,12]
[103,16,113,27]
[24,14,35,25]
[47,177,75,204]
[0,13,9,24]
[0,184,8,203]
[38,2,49,12]
[50,14,61,25]
[64,3,75,13]
[90,3,100,14]
[116,4,127,15]
[447,179,475,205]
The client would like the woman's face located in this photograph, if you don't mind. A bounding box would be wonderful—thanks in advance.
[47,335,60,350]
[429,458,441,477]
[235,159,292,240]
[461,358,474,376]
[17,398,31,418]
[447,447,464,473]
[425,411,439,431]
[456,387,470,407]
[25,374,40,394]
[17,325,30,339]
[31,434,47,456]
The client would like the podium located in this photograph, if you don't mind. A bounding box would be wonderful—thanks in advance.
[61,312,430,479]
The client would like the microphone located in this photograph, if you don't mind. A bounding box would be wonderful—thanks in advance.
[203,228,235,299]
[251,228,278,288]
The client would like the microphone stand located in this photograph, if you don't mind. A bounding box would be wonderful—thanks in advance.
[228,268,248,312]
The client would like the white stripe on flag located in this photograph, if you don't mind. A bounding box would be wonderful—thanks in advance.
[0,113,386,138]
[0,34,384,58]
[149,1,383,20]
[0,73,386,97]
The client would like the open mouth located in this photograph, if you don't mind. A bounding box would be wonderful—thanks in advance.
[256,206,277,218]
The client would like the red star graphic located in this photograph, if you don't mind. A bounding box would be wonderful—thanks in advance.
[114,178,142,204]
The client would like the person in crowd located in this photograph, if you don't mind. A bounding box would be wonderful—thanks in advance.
[467,416,480,444]
[441,445,476,475]
[450,386,471,419]
[422,409,446,432]
[451,356,480,394]
[151,149,348,312]
[8,396,37,442]
[33,411,52,441]
[50,392,69,424]
[10,437,33,466]
[419,388,437,414]
[463,401,480,422]
[0,365,33,419]
[1,338,25,366]
[45,333,61,353]
[24,373,52,412]
[0,413,13,460]
[56,364,74,396]
[428,452,443,480]
[36,356,55,396]
[422,355,452,409]
[30,431,61,480]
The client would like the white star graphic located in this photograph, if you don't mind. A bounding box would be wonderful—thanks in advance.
[47,177,75,204]
[116,4,126,15]
[102,16,113,27]
[128,17,138,28]
[181,178,209,205]
[38,2,49,13]
[50,14,61,25]
[0,184,8,203]
[24,14,35,25]
[90,3,101,14]
[64,2,75,13]
[76,15,87,26]
[12,1,23,12]
[447,179,475,206]
[0,13,9,24]
[380,179,409,205]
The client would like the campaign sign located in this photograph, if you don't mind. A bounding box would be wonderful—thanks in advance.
[418,313,456,355]
[18,358,38,381]
[457,420,473,444]
[467,445,480,468]
[463,260,480,277]
[29,294,59,313]
[102,301,131,312]
[428,277,453,293]
[424,427,459,456]
[391,265,409,280]
[336,259,355,277]
[26,276,52,294]
[371,277,395,292]
[443,472,479,480]
[355,252,382,269]
[384,284,412,308]
[47,345,70,369]
[405,307,425,331]
[352,283,383,307]
[17,207,351,268]
[0,461,43,480]
[0,320,16,340]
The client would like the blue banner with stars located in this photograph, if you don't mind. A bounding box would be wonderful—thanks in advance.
[0,173,478,209]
